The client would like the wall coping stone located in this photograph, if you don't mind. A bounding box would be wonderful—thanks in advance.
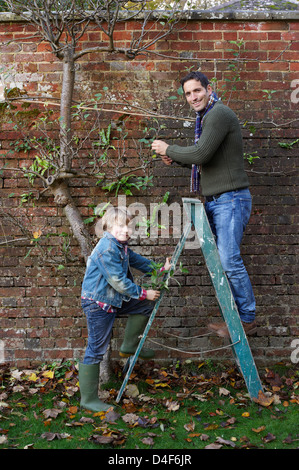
[0,10,299,24]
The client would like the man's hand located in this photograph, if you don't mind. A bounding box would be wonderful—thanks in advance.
[152,140,170,157]
[146,289,160,301]
[160,155,173,166]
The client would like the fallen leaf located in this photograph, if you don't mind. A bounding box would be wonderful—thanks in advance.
[28,373,38,382]
[226,417,236,426]
[125,384,139,398]
[41,432,56,441]
[141,437,154,446]
[41,432,70,441]
[138,394,153,403]
[79,416,94,424]
[0,435,7,444]
[65,421,84,427]
[137,416,151,428]
[252,425,265,433]
[187,406,202,417]
[42,408,63,419]
[184,421,195,432]
[12,385,25,393]
[165,400,180,412]
[42,370,54,379]
[145,378,154,385]
[283,435,295,444]
[105,410,121,424]
[205,443,223,449]
[24,443,34,449]
[10,370,23,380]
[204,423,219,431]
[0,401,10,409]
[89,434,114,445]
[253,390,274,407]
[219,387,230,396]
[122,413,139,425]
[216,436,236,447]
[68,406,78,414]
[154,382,170,389]
[263,433,276,443]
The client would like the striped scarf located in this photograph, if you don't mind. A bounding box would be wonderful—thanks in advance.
[190,91,219,193]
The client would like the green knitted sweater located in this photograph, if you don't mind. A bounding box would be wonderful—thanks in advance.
[166,101,249,197]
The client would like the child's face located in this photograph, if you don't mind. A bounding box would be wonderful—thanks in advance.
[110,220,132,242]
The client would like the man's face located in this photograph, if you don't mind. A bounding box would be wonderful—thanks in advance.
[183,79,213,113]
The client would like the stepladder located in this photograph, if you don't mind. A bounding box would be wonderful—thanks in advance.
[116,198,263,403]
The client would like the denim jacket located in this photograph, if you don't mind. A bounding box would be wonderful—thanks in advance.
[81,231,152,308]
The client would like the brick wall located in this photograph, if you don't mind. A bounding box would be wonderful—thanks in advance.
[0,11,298,368]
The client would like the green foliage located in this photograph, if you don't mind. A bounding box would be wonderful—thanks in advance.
[278,138,299,149]
[101,174,153,197]
[142,260,188,291]
[137,191,169,236]
[243,151,260,165]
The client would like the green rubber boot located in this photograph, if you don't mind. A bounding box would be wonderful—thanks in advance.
[78,362,112,412]
[119,314,155,360]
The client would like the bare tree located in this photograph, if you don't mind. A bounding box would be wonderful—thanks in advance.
[3,0,187,261]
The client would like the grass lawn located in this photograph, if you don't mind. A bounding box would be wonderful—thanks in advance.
[0,360,298,452]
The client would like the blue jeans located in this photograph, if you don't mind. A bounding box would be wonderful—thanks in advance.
[205,188,256,323]
[81,297,154,364]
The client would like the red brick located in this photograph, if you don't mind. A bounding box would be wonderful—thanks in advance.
[0,16,298,368]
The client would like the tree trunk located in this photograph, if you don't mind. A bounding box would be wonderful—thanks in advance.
[60,48,75,172]
[51,180,94,262]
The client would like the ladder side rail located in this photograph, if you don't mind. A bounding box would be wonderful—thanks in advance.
[190,201,263,399]
[116,219,193,403]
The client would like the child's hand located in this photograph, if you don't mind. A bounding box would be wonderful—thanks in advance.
[164,257,172,271]
[146,290,160,301]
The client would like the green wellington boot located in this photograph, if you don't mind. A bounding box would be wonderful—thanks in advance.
[78,362,112,412]
[119,314,155,360]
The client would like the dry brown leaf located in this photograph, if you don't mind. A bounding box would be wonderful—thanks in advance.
[253,390,275,407]
[122,413,139,425]
[252,425,266,433]
[263,433,276,443]
[184,421,195,432]
[216,436,236,447]
[42,408,63,419]
[165,400,180,412]
[141,437,154,446]
[205,443,223,449]
[105,409,121,424]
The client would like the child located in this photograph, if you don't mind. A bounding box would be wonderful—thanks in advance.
[79,206,171,412]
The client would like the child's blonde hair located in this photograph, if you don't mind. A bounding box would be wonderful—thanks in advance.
[101,206,133,232]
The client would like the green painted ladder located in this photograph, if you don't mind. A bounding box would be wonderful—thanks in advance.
[116,198,263,403]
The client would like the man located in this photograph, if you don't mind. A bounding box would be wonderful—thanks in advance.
[152,71,257,337]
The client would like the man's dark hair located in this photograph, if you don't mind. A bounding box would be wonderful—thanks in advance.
[180,71,210,90]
